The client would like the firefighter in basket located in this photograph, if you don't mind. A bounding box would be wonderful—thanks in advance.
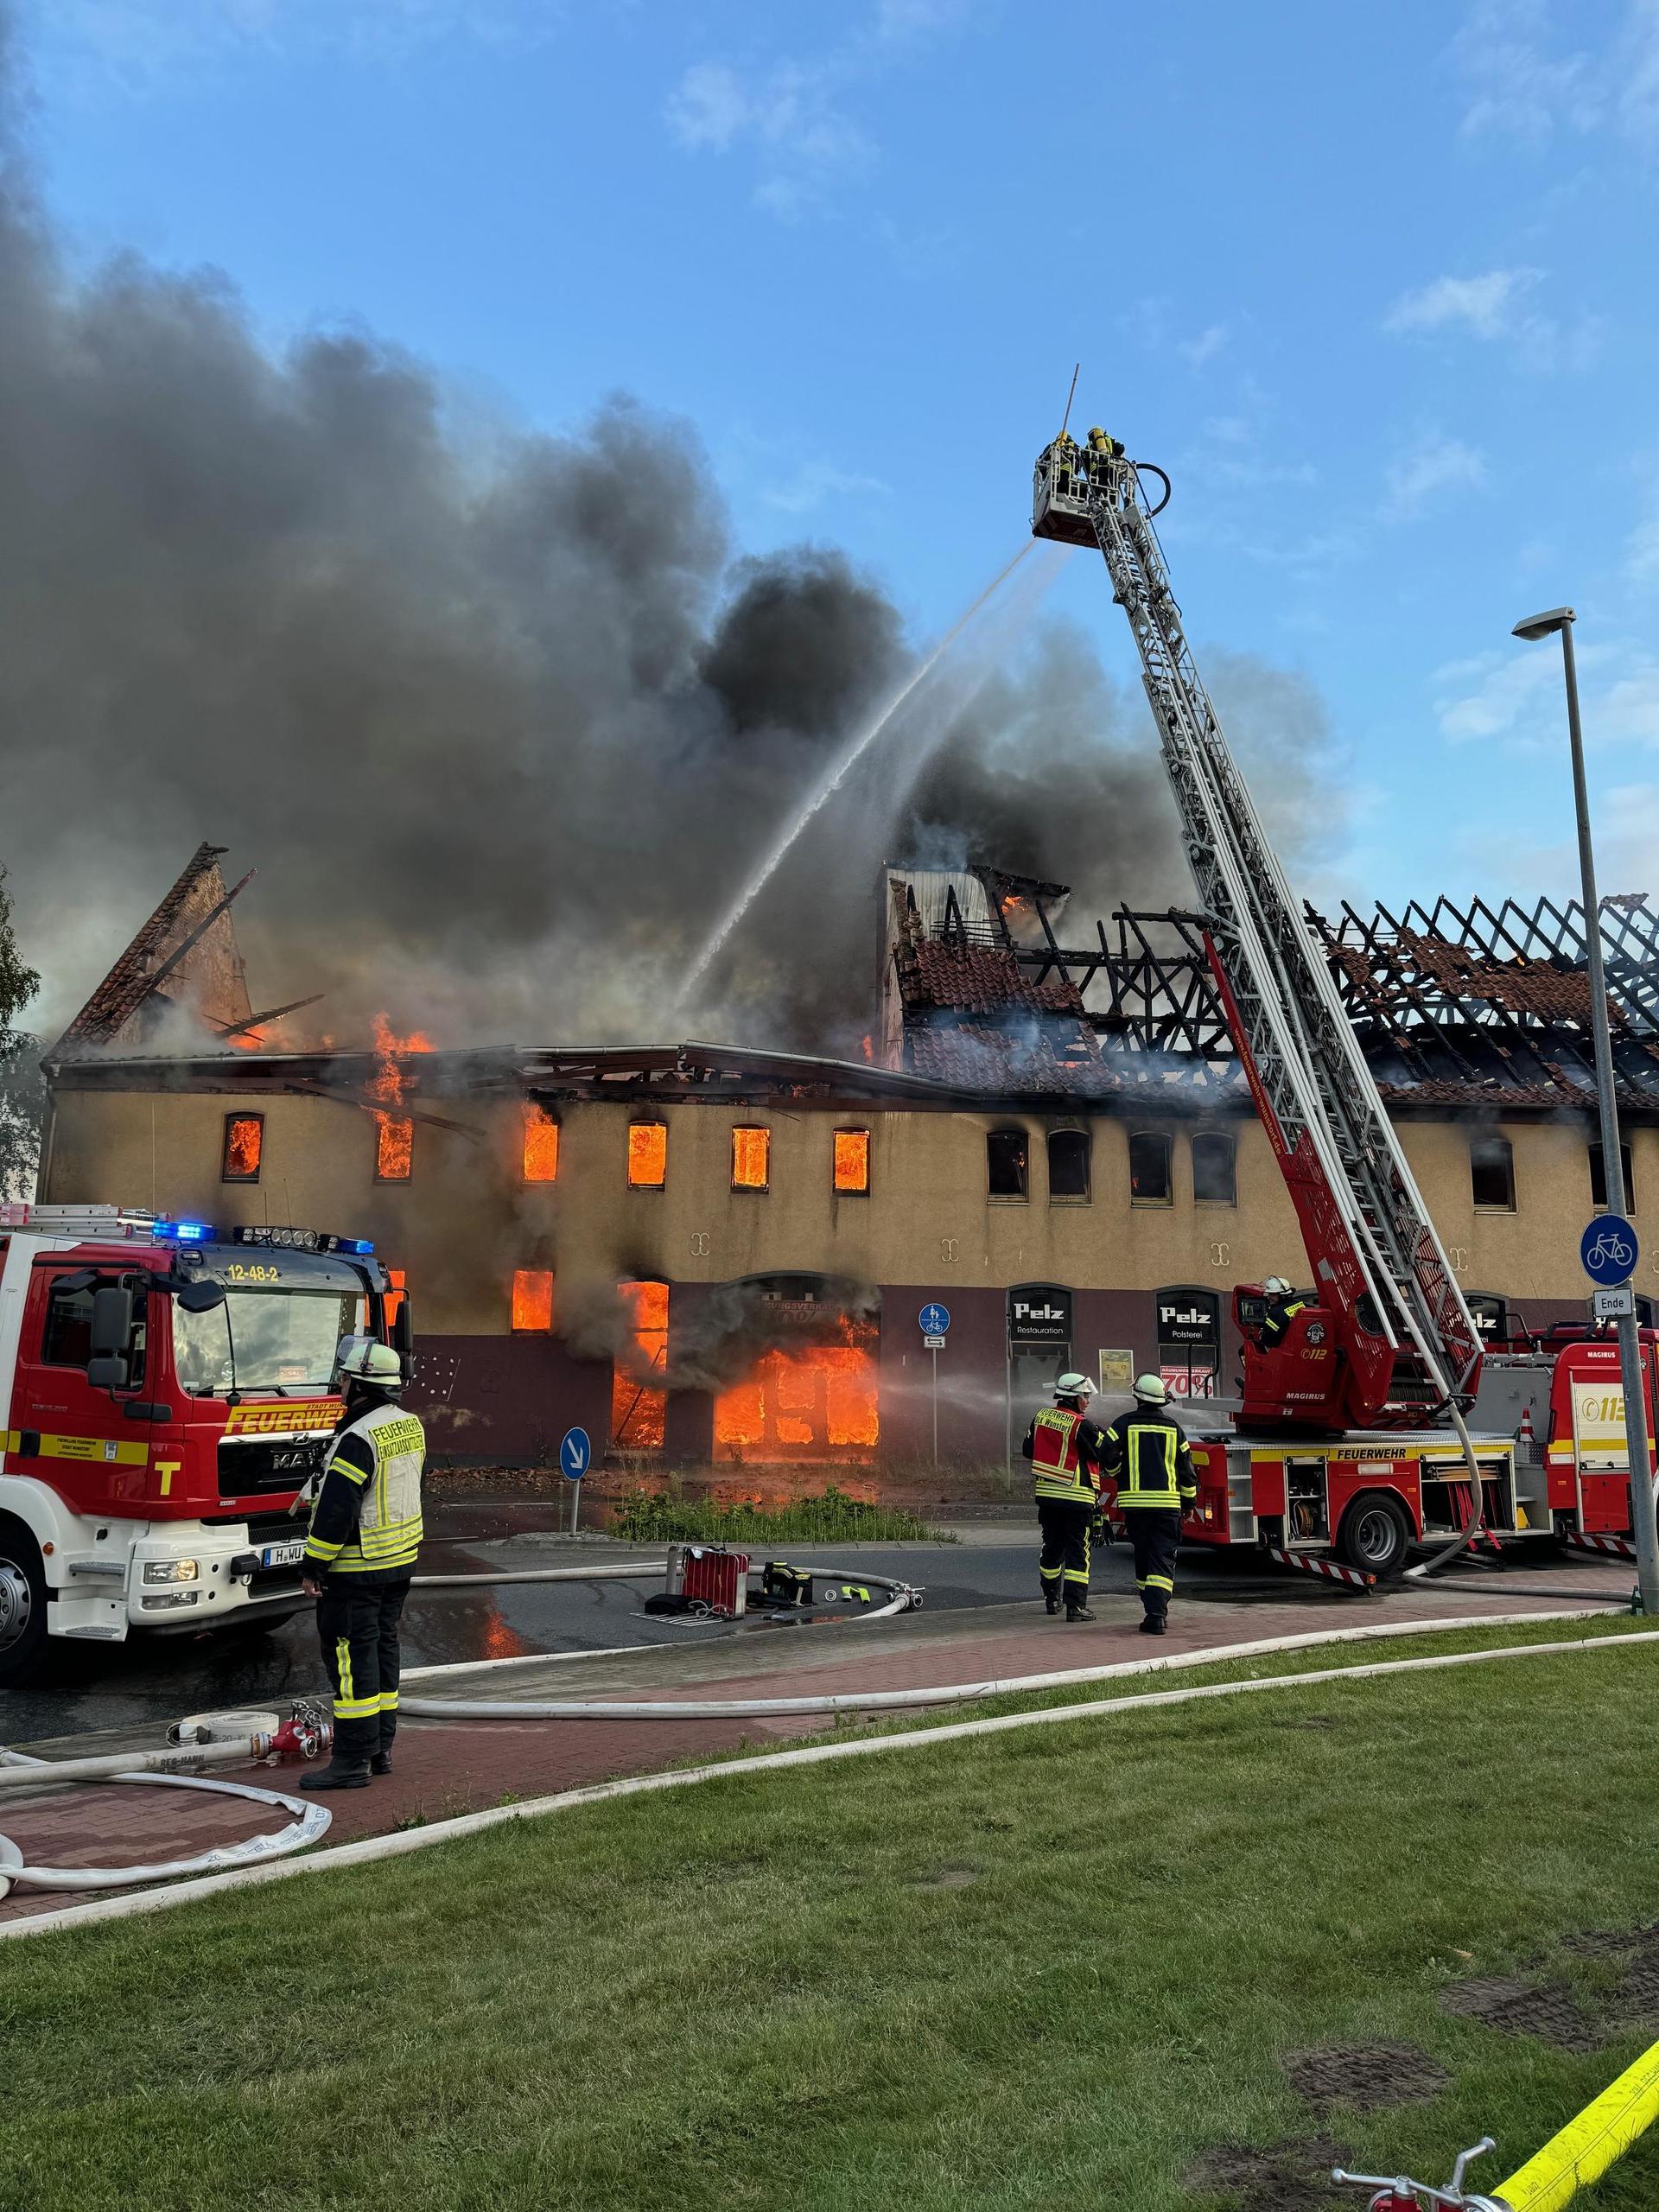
[1258,1275,1311,1351]
[1084,425,1124,481]
[1021,1372,1109,1623]
[1100,1375,1198,1637]
[298,1337,427,1791]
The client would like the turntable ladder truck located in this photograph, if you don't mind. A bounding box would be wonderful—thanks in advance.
[1033,435,1536,1582]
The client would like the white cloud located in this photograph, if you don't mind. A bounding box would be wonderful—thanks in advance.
[1449,0,1601,145]
[1384,267,1541,339]
[1382,435,1487,522]
[1179,323,1229,369]
[1434,640,1659,753]
[664,2,970,220]
[761,459,889,515]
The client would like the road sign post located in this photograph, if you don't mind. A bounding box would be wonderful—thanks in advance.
[560,1425,592,1537]
[918,1306,950,1465]
[1580,1214,1656,1612]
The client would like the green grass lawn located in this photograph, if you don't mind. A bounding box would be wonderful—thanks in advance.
[4,1622,1659,2211]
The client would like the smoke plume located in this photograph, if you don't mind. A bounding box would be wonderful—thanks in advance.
[0,15,1344,1058]
[558,1274,880,1395]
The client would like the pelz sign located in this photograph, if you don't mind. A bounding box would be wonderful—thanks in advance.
[1007,1287,1071,1346]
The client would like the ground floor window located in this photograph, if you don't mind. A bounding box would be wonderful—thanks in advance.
[714,1319,879,1463]
[612,1280,669,1449]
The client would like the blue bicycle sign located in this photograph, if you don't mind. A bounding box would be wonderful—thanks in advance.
[1581,1215,1639,1287]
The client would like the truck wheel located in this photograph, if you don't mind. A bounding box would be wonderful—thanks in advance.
[1336,1492,1412,1582]
[0,1516,48,1684]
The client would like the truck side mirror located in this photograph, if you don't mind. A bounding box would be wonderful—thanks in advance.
[391,1296,415,1377]
[87,1284,136,1391]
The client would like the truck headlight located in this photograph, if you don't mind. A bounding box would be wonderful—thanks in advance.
[143,1559,200,1585]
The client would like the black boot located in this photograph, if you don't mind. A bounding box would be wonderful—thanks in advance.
[301,1758,372,1792]
[1044,1590,1061,1616]
[1065,1604,1096,1623]
[1138,1614,1166,1637]
[371,1749,393,1777]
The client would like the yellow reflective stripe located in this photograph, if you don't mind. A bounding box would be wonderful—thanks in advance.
[1142,1574,1174,1592]
[378,1690,399,1711]
[1497,2036,1659,2211]
[332,1693,380,1718]
[328,1549,420,1573]
[336,1638,354,1705]
[304,1539,344,1561]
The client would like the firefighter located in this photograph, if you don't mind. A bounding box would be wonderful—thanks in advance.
[1049,428,1080,494]
[1085,425,1123,480]
[1021,1372,1108,1622]
[299,1337,426,1791]
[1259,1275,1311,1351]
[1101,1374,1198,1637]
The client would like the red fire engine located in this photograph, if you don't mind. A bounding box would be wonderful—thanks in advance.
[0,1203,410,1681]
[1033,429,1655,1583]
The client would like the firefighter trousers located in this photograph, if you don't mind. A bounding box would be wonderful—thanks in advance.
[1125,1509,1181,1620]
[315,1576,412,1762]
[1037,1498,1093,1606]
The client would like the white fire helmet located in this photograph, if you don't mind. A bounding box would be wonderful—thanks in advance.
[335,1335,403,1389]
[1054,1371,1096,1402]
[1263,1276,1292,1296]
[1133,1373,1169,1404]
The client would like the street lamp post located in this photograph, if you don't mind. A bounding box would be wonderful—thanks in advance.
[1513,606,1658,1613]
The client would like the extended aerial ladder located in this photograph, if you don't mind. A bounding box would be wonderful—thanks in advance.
[1033,434,1484,1440]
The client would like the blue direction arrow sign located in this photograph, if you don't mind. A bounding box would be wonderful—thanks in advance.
[1581,1215,1639,1287]
[558,1426,593,1482]
[918,1302,950,1337]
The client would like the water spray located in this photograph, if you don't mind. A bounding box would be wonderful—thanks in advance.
[677,540,1039,1005]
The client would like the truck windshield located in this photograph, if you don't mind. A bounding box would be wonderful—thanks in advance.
[173,1289,360,1396]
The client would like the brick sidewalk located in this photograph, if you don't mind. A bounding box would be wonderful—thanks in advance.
[0,1563,1631,1929]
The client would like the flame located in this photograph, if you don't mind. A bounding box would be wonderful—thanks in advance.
[833,1128,869,1193]
[731,1127,769,1189]
[370,1014,433,1181]
[523,1103,559,1184]
[227,1031,264,1052]
[223,1115,263,1179]
[859,1033,874,1065]
[512,1268,554,1332]
[1001,892,1030,913]
[612,1280,669,1448]
[714,1321,879,1459]
[627,1122,667,1188]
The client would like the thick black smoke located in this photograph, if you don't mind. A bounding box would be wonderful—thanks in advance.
[0,16,1342,1057]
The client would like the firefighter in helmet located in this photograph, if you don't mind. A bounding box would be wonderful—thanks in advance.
[1048,427,1080,494]
[1259,1276,1311,1351]
[1100,1374,1198,1637]
[300,1337,426,1791]
[1021,1372,1108,1622]
[1085,425,1123,480]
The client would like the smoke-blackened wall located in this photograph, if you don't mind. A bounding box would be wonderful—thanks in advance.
[0,13,1343,1060]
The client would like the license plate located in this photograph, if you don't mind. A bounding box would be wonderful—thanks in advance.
[261,1541,306,1570]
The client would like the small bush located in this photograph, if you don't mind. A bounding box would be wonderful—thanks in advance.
[609,1482,952,1546]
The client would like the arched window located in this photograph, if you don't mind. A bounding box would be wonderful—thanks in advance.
[1192,1130,1236,1205]
[1046,1128,1090,1200]
[1128,1130,1172,1205]
[987,1128,1029,1199]
[611,1280,669,1449]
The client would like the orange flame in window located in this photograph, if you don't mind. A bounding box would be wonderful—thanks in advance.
[714,1321,879,1459]
[627,1123,667,1188]
[223,1116,263,1179]
[612,1280,668,1447]
[523,1104,559,1184]
[512,1268,555,1332]
[731,1127,769,1189]
[370,1014,432,1182]
[833,1128,869,1193]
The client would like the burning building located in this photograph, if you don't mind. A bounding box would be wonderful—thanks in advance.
[34,847,1659,1476]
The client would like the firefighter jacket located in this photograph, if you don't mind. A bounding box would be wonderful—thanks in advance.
[1261,1293,1310,1348]
[304,1398,426,1580]
[1101,1409,1198,1513]
[1021,1405,1108,1503]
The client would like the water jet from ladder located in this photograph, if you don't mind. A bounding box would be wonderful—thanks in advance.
[677,540,1037,1007]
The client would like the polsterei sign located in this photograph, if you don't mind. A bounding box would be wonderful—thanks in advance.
[1007,1286,1072,1346]
[1157,1289,1221,1351]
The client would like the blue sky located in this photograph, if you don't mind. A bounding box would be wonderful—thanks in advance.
[15,0,1659,913]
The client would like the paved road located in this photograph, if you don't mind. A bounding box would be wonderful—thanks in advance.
[1,1502,1567,1747]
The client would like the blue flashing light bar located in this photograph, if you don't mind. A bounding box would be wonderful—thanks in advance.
[157,1219,216,1243]
[152,1221,376,1256]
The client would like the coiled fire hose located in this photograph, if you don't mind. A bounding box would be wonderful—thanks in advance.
[0,1706,334,1901]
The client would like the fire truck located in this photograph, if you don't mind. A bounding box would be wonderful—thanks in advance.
[0,1203,410,1680]
[1033,429,1654,1583]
